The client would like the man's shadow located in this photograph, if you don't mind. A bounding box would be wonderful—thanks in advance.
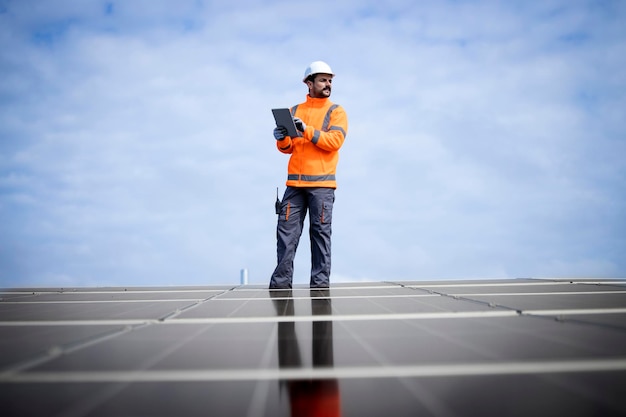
[270,289,341,416]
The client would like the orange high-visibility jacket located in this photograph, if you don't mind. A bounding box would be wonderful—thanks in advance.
[276,95,348,188]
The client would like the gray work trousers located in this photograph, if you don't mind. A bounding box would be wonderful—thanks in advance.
[269,187,335,289]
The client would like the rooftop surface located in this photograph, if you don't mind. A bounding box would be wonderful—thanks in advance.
[2,278,626,416]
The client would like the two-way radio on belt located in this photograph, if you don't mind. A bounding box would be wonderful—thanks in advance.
[275,187,281,215]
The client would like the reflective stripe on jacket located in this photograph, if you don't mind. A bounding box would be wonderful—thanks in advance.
[276,95,348,188]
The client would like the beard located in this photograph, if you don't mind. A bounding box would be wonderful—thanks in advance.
[313,87,331,98]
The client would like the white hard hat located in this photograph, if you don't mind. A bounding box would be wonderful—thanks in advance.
[303,61,334,83]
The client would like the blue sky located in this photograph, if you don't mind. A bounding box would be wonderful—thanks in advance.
[1,0,625,287]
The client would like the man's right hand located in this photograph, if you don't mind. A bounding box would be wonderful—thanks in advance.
[274,126,288,140]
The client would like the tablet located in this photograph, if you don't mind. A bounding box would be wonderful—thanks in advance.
[271,108,299,138]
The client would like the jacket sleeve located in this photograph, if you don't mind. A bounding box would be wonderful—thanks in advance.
[303,106,348,152]
[276,136,294,154]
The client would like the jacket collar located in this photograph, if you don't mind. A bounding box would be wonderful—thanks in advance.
[306,94,330,107]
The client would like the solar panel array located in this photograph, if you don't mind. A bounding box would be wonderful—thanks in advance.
[2,278,626,416]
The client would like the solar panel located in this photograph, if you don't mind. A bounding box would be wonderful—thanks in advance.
[2,279,626,416]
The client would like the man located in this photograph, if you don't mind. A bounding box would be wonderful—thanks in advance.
[269,61,349,289]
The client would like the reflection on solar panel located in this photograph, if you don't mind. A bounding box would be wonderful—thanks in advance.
[2,279,626,416]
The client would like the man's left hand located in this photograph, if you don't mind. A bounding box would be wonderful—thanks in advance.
[293,117,306,132]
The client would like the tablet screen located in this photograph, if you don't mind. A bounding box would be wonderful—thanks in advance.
[271,108,299,138]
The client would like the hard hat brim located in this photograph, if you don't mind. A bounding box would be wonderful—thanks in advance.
[303,73,335,83]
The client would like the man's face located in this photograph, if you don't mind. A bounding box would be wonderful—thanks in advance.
[308,74,333,98]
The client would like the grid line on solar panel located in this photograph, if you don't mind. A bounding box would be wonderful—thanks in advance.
[3,358,626,383]
[404,280,626,288]
[0,290,230,294]
[442,291,626,296]
[208,294,439,301]
[0,299,214,304]
[2,308,626,327]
